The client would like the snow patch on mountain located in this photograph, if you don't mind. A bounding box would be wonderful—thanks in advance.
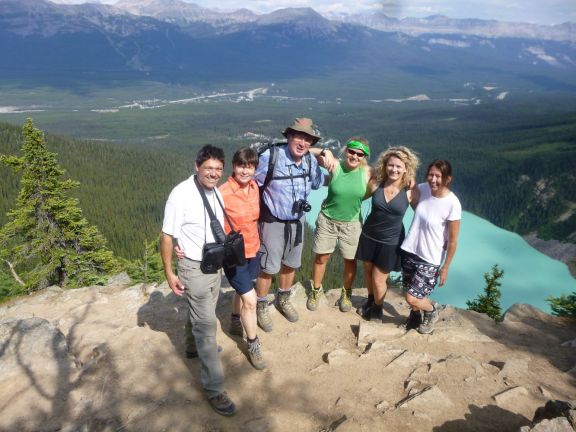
[524,47,561,66]
[0,106,46,114]
[428,38,471,48]
[386,94,431,102]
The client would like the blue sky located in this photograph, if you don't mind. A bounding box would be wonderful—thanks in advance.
[56,0,576,25]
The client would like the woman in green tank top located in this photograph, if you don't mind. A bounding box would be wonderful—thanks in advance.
[306,138,374,312]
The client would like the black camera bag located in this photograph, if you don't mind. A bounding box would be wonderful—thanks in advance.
[195,177,246,273]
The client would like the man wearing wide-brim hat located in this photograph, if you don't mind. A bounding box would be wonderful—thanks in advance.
[254,118,325,332]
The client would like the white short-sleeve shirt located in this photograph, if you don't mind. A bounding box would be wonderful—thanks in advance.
[401,182,462,266]
[162,175,225,261]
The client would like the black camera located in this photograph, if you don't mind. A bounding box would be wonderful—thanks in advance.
[293,199,312,213]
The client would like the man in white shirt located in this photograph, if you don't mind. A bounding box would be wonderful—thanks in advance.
[160,145,236,416]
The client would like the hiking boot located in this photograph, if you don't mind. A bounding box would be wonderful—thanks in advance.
[229,314,243,337]
[208,392,236,416]
[276,289,299,322]
[356,295,374,319]
[247,337,267,370]
[257,300,273,332]
[369,304,384,323]
[404,309,422,331]
[307,284,323,311]
[338,288,352,312]
[418,307,438,334]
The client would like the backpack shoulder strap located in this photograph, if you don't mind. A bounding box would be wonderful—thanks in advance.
[305,152,312,181]
[262,144,279,192]
[260,143,313,189]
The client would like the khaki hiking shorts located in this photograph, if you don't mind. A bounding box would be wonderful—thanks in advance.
[313,212,362,260]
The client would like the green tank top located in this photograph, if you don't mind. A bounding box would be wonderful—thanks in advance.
[321,161,367,222]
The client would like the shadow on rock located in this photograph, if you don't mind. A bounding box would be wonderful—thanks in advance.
[137,289,191,359]
[433,404,530,432]
[0,295,124,431]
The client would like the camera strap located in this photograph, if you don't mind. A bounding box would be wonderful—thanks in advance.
[288,164,309,212]
[194,176,238,244]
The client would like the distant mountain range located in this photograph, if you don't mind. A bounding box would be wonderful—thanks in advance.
[105,0,576,42]
[0,0,575,88]
[331,13,576,43]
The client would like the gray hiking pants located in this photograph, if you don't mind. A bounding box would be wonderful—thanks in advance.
[178,258,224,398]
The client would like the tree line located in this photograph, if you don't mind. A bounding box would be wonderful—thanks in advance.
[0,118,574,316]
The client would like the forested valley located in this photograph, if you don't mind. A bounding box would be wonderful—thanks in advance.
[0,95,575,297]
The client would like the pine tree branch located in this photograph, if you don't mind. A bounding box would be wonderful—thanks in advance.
[4,259,25,286]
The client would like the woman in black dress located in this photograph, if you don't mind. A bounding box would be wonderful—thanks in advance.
[355,146,420,321]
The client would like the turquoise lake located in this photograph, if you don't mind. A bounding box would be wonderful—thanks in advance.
[306,188,575,314]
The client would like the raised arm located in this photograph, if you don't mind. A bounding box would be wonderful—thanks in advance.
[364,166,378,199]
[408,181,420,209]
[309,147,338,173]
[438,219,461,287]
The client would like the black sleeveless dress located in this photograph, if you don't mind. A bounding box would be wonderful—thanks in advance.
[355,186,409,272]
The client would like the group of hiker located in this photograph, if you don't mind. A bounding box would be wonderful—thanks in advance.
[160,117,462,416]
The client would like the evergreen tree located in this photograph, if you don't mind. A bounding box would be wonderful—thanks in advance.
[0,269,21,300]
[0,119,118,291]
[547,292,576,318]
[123,238,166,284]
[467,264,504,321]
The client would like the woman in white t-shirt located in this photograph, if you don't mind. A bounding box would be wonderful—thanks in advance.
[400,159,461,334]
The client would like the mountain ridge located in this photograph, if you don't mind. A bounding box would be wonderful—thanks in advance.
[1,0,575,86]
[1,0,574,42]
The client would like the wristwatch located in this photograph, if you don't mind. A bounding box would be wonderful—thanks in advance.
[320,148,326,156]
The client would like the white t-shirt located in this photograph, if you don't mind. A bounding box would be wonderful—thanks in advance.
[401,182,462,266]
[162,175,225,261]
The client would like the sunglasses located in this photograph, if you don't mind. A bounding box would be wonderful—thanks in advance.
[347,148,366,158]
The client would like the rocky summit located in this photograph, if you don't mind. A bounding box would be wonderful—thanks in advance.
[0,275,575,431]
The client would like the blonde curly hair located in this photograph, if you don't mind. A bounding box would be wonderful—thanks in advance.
[375,146,420,189]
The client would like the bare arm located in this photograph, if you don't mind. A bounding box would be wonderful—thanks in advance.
[364,166,378,199]
[438,219,461,287]
[408,182,420,209]
[160,232,185,296]
[309,148,338,173]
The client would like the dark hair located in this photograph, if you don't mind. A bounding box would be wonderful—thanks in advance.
[232,147,259,168]
[427,159,453,186]
[196,145,225,167]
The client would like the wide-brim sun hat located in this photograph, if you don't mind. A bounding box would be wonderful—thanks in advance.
[282,118,321,145]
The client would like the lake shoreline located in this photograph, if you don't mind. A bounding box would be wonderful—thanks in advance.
[307,188,576,312]
[523,233,576,279]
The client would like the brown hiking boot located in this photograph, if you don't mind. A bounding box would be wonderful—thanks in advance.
[229,314,243,337]
[247,337,267,370]
[257,300,273,332]
[338,288,352,312]
[276,289,299,322]
[208,392,236,416]
[307,283,322,311]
